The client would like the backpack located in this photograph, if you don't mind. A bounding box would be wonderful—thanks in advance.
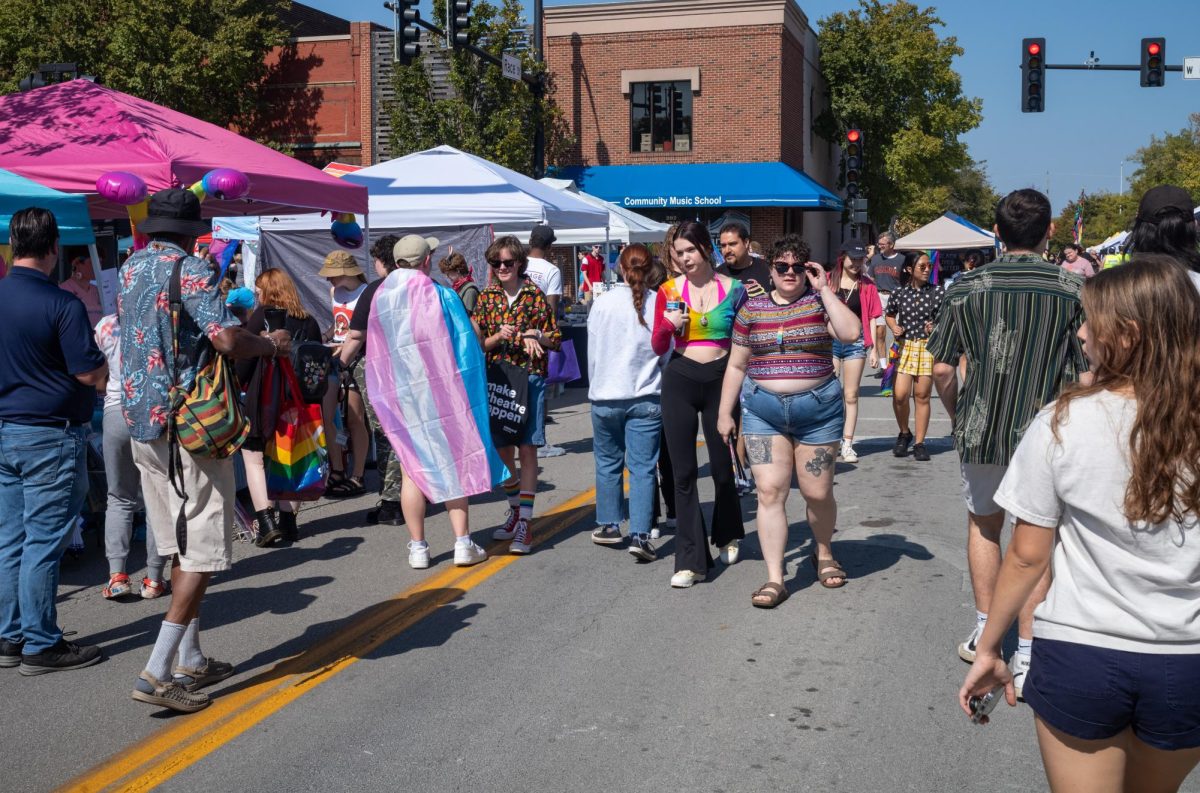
[291,340,333,404]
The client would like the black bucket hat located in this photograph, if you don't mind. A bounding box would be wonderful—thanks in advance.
[138,188,211,237]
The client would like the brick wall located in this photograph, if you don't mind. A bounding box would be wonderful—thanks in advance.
[352,23,374,165]
[545,25,786,167]
[779,29,806,171]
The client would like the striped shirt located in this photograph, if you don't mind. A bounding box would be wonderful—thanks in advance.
[732,291,833,381]
[926,255,1089,466]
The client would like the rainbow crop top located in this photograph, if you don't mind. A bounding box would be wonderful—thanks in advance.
[652,277,746,355]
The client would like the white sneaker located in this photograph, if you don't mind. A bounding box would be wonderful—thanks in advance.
[718,540,740,565]
[958,624,983,663]
[491,508,519,541]
[509,519,532,555]
[670,570,705,588]
[407,541,430,569]
[649,527,661,540]
[840,439,859,463]
[1010,653,1030,701]
[454,540,487,567]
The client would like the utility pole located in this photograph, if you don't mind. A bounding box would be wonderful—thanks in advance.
[532,0,545,178]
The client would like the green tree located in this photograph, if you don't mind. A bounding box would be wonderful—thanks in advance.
[1049,191,1137,252]
[898,156,1000,232]
[386,0,570,174]
[0,0,288,128]
[1127,113,1200,202]
[816,0,983,228]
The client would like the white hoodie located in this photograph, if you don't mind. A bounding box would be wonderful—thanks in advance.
[587,284,667,401]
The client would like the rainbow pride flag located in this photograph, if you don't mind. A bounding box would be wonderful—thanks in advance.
[365,269,509,503]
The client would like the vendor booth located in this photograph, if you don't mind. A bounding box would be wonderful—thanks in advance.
[894,213,996,251]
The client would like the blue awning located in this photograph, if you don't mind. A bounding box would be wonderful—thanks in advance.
[0,168,94,245]
[557,162,843,212]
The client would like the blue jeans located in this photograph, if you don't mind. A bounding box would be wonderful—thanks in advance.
[591,397,661,535]
[0,421,89,653]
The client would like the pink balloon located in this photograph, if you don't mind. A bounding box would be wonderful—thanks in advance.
[201,168,250,201]
[95,171,147,206]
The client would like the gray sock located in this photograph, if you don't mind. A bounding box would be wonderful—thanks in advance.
[108,559,125,576]
[145,562,165,584]
[144,621,186,682]
[177,618,204,670]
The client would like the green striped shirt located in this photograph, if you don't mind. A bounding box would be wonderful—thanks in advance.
[926,254,1089,466]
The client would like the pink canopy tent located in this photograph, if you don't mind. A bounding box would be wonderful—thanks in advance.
[0,80,367,219]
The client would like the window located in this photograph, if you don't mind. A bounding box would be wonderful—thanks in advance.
[630,81,692,153]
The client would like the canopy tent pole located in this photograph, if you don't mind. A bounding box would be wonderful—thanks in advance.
[89,243,117,316]
[362,213,371,270]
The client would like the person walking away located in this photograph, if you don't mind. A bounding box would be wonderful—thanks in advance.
[120,188,291,712]
[961,258,1200,793]
[366,236,498,569]
[829,242,884,463]
[928,188,1090,699]
[477,236,562,554]
[95,313,168,600]
[321,250,371,499]
[338,235,409,526]
[439,251,480,314]
[236,268,322,546]
[0,208,108,674]
[886,253,945,462]
[651,221,747,587]
[1122,185,1200,294]
[587,244,668,562]
[716,235,861,606]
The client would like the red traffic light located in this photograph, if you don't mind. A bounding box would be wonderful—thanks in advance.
[1147,42,1161,56]
[1027,42,1041,55]
[847,129,861,143]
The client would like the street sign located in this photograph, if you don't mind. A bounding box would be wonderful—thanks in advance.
[1184,56,1200,80]
[502,53,522,82]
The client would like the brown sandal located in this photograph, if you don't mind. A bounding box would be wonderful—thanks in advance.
[813,557,848,589]
[751,581,790,609]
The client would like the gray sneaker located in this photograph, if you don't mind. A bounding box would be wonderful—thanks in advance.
[132,671,211,712]
[591,525,623,546]
[172,657,235,692]
[628,534,657,562]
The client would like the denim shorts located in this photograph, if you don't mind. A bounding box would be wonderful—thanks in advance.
[1024,638,1200,750]
[740,377,845,446]
[521,374,547,447]
[831,334,866,361]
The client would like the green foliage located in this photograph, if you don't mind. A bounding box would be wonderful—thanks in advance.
[0,0,289,128]
[1128,113,1200,203]
[387,0,570,174]
[816,0,984,228]
[1050,191,1137,252]
[898,157,1000,232]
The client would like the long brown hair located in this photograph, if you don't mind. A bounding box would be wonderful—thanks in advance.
[619,244,655,328]
[660,223,682,276]
[1053,256,1200,525]
[256,268,310,320]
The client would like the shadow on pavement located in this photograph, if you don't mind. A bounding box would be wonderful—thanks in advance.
[779,531,933,592]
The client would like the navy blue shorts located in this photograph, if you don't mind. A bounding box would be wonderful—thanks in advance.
[1025,638,1200,751]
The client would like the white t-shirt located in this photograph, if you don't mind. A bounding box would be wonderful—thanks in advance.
[525,257,563,298]
[994,391,1200,654]
[330,282,368,343]
[94,314,122,409]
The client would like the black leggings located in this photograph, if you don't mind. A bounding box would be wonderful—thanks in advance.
[654,426,675,523]
[661,354,744,573]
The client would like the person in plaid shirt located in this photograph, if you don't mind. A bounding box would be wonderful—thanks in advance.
[474,236,561,554]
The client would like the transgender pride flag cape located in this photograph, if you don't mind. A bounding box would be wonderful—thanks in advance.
[365,269,510,503]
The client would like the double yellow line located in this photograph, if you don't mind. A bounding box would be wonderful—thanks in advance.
[60,488,598,793]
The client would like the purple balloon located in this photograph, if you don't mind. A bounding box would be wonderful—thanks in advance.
[201,168,250,201]
[96,171,147,206]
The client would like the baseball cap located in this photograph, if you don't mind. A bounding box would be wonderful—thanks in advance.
[529,224,556,248]
[318,250,365,278]
[393,234,440,265]
[1136,185,1194,224]
[839,242,868,258]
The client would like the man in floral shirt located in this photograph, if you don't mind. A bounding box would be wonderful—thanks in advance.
[118,189,291,714]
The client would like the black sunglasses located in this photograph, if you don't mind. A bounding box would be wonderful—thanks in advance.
[772,262,807,275]
[488,258,518,269]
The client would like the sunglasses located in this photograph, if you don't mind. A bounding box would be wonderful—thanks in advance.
[772,262,807,275]
[488,258,518,269]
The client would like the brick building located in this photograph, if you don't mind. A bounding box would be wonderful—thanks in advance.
[545,0,844,260]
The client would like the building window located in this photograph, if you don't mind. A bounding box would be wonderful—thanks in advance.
[630,81,692,153]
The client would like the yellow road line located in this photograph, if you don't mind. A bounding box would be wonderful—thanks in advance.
[59,488,598,793]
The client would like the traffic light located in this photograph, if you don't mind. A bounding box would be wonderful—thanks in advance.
[1021,38,1045,112]
[852,198,869,226]
[1141,37,1165,87]
[845,128,863,199]
[449,0,472,48]
[385,0,421,66]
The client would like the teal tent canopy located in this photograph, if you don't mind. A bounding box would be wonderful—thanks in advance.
[0,168,94,245]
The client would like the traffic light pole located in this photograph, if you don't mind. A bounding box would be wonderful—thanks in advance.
[1043,63,1183,72]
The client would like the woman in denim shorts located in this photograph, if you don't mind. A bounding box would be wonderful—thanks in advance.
[960,259,1200,791]
[716,234,863,608]
[828,243,884,463]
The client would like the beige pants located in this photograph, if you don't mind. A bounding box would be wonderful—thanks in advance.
[132,435,235,573]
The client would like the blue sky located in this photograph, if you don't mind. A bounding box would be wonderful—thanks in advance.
[310,0,1200,211]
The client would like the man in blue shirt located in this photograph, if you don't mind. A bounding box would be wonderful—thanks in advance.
[0,207,108,675]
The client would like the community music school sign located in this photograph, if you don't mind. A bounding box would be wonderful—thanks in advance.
[623,195,724,208]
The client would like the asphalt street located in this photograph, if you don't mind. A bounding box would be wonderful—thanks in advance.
[5,375,1197,793]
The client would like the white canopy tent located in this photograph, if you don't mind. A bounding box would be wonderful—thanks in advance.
[894,213,996,251]
[508,178,669,245]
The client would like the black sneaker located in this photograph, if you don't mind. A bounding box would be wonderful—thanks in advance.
[18,639,103,676]
[0,638,24,668]
[628,534,657,562]
[591,525,623,546]
[912,442,930,461]
[366,499,404,526]
[892,431,913,457]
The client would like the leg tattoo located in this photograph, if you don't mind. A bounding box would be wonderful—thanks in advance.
[804,447,835,477]
[745,435,774,466]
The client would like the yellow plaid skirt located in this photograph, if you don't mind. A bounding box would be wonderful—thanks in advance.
[897,338,934,377]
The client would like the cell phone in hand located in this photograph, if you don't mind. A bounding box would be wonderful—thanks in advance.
[968,686,1003,724]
